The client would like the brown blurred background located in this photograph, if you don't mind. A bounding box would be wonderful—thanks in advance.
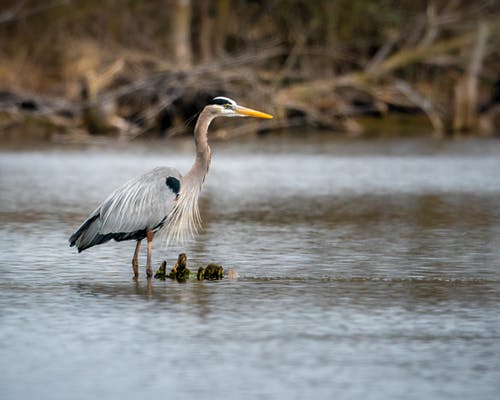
[0,0,499,142]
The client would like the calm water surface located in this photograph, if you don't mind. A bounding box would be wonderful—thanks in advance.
[1,136,500,399]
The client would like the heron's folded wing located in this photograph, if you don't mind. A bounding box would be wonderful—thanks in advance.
[98,167,180,235]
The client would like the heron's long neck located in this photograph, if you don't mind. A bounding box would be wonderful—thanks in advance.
[164,109,214,245]
[186,108,213,184]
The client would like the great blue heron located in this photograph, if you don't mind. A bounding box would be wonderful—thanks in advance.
[69,96,272,278]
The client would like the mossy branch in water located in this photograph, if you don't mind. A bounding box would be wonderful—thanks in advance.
[197,264,224,281]
[154,253,227,282]
[154,260,167,280]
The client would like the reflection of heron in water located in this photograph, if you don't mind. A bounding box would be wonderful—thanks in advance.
[69,97,272,279]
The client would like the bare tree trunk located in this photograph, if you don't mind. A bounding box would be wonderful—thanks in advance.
[198,1,214,62]
[452,22,488,132]
[214,0,230,56]
[171,0,192,68]
[394,80,444,137]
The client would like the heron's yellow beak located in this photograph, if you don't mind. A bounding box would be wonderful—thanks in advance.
[235,105,273,119]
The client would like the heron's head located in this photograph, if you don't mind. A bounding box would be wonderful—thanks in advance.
[206,96,273,119]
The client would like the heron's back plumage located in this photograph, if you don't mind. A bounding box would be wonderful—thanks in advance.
[69,167,181,252]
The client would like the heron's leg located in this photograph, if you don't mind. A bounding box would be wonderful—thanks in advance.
[132,240,142,279]
[146,230,155,279]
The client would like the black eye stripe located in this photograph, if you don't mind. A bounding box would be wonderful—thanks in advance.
[208,96,236,106]
[209,98,230,106]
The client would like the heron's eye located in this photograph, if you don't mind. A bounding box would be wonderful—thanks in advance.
[223,104,232,109]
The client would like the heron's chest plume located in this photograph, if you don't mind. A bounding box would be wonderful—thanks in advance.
[161,175,203,245]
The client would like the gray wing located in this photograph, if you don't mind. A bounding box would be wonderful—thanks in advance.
[69,166,181,252]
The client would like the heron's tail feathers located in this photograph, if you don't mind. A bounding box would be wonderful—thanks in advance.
[69,213,102,252]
